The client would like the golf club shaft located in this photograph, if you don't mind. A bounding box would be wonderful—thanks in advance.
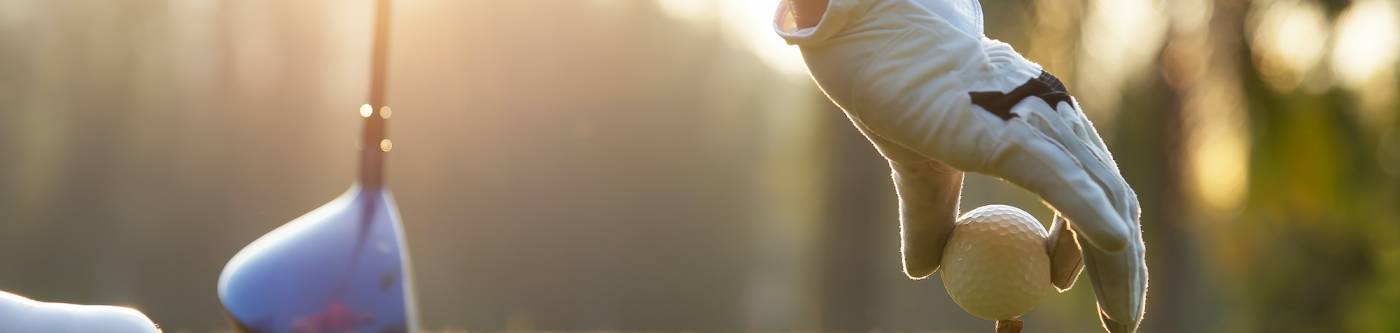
[360,0,392,189]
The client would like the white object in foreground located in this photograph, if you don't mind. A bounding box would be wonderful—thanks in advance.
[0,290,159,333]
[940,205,1053,320]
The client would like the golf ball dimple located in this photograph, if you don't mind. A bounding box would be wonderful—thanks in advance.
[940,205,1052,320]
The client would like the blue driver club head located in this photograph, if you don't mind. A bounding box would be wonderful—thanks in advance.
[217,104,418,333]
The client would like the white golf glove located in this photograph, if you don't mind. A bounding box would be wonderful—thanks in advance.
[775,0,1147,331]
[0,290,159,333]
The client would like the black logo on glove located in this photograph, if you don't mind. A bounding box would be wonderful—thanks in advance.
[968,71,1074,121]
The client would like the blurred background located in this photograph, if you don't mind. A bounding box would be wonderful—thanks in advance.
[1,0,1397,332]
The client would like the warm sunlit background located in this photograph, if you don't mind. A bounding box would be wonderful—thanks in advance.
[1,0,1398,332]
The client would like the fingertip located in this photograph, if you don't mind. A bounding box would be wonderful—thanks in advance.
[901,253,939,280]
[1084,241,1148,333]
[904,266,936,280]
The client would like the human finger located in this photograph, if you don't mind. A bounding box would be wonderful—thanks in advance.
[890,159,964,279]
[1046,213,1083,291]
[982,125,1128,251]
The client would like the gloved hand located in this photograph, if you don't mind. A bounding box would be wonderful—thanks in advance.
[0,290,159,333]
[774,0,1147,331]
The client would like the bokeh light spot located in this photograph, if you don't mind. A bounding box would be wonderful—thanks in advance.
[1076,0,1168,118]
[1186,80,1251,213]
[655,0,809,78]
[1249,0,1329,92]
[1331,0,1399,87]
[1331,0,1399,124]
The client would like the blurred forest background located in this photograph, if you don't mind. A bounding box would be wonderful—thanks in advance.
[1,0,1398,332]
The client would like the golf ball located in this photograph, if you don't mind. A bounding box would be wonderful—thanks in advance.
[940,205,1052,320]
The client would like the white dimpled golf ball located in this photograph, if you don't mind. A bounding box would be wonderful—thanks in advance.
[940,205,1053,320]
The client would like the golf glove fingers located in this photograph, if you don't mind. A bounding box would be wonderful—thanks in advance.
[843,116,964,280]
[1047,213,1084,291]
[1016,80,1147,332]
[775,0,1146,331]
[890,157,964,279]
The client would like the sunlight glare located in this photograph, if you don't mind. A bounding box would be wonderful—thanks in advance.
[655,0,809,78]
[0,0,35,29]
[719,0,809,78]
[1331,0,1399,88]
[657,0,713,23]
[1077,0,1168,116]
[1249,0,1329,92]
